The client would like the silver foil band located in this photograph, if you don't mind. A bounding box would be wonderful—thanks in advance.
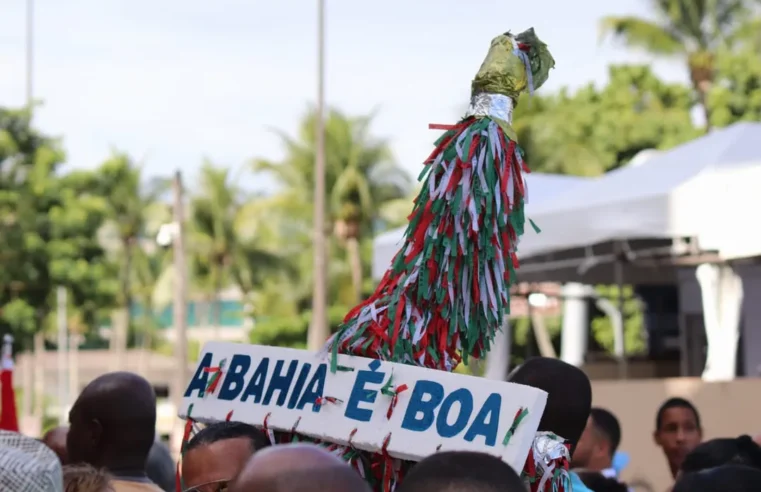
[466,93,514,124]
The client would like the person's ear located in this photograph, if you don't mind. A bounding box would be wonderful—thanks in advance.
[653,430,661,447]
[89,419,104,449]
[598,441,611,457]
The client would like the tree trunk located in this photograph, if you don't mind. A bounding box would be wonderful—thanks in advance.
[307,0,328,352]
[688,55,714,132]
[212,265,223,341]
[33,331,45,420]
[346,236,363,304]
[137,306,153,376]
[308,227,330,350]
[22,341,33,419]
[698,86,712,132]
[110,309,129,372]
[529,306,557,358]
[68,334,80,409]
[110,241,133,371]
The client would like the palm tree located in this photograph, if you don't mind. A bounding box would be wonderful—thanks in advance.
[95,152,169,370]
[254,108,411,305]
[132,244,171,374]
[189,163,287,334]
[600,0,756,129]
[189,163,240,331]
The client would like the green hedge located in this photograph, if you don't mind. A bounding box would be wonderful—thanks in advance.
[250,305,351,348]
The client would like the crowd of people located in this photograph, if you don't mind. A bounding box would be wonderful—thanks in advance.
[1,358,761,492]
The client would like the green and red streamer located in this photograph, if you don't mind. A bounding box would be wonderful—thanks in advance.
[284,112,533,492]
[326,115,529,373]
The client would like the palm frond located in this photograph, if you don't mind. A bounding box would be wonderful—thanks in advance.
[599,16,685,54]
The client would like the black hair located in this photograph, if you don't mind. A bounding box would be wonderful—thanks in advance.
[674,464,761,492]
[589,408,622,456]
[574,471,628,492]
[186,421,271,453]
[507,357,592,449]
[397,451,525,492]
[655,397,701,432]
[681,435,761,473]
[146,440,175,492]
[259,466,370,492]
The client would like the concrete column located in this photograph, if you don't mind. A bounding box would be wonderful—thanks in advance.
[697,264,743,381]
[484,317,511,380]
[560,283,588,367]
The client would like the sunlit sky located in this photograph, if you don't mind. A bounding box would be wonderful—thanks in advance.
[0,0,687,189]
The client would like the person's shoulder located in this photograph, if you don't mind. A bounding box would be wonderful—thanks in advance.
[111,479,165,492]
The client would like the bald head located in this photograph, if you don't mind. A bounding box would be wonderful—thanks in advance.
[42,426,69,465]
[231,443,370,492]
[67,372,157,470]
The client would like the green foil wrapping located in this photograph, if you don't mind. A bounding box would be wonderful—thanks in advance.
[471,28,555,101]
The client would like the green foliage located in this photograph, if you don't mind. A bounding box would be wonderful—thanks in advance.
[514,65,699,175]
[252,108,412,316]
[0,108,116,345]
[250,305,350,349]
[590,285,646,355]
[598,0,759,126]
[708,47,761,126]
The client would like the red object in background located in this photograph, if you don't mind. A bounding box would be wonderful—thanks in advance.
[0,369,19,432]
[0,335,19,432]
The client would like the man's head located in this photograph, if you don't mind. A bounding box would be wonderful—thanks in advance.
[182,421,270,492]
[230,443,369,492]
[674,464,761,492]
[508,357,592,452]
[397,451,525,492]
[679,435,761,475]
[42,426,69,465]
[653,397,702,477]
[67,372,157,470]
[571,408,621,471]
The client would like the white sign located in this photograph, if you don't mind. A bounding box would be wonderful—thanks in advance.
[180,342,547,470]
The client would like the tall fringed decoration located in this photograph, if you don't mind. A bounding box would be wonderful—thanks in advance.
[0,335,19,432]
[283,29,555,491]
[522,432,572,492]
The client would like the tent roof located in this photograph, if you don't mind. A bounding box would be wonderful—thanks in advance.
[520,122,761,259]
[531,122,761,215]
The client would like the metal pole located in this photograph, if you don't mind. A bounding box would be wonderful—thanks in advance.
[26,0,34,110]
[56,287,68,424]
[614,241,629,379]
[171,171,189,453]
[21,0,35,423]
[307,0,328,351]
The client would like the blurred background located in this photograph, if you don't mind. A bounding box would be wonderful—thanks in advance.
[2,1,761,490]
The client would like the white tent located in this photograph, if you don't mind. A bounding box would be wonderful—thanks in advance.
[518,122,761,261]
[512,122,761,382]
[372,173,591,279]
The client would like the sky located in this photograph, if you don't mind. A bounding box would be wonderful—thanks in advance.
[0,0,687,190]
